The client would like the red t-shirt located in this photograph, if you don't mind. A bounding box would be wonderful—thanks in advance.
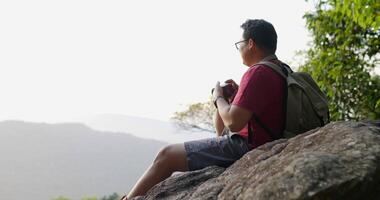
[232,60,285,149]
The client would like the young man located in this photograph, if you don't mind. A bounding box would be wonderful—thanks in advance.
[121,19,286,200]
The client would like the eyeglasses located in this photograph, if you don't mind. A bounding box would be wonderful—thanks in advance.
[234,39,248,50]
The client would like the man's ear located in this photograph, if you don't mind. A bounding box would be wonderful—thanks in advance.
[248,38,255,51]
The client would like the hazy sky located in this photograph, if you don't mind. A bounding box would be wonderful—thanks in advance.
[0,0,315,123]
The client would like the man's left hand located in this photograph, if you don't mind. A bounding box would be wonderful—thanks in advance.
[212,81,224,100]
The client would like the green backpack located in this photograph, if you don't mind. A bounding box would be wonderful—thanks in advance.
[248,56,330,142]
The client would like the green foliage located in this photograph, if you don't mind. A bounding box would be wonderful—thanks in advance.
[51,196,71,200]
[100,193,120,200]
[301,0,380,120]
[171,97,216,132]
[81,197,98,200]
[51,193,120,200]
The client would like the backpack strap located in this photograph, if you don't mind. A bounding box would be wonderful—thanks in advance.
[257,61,291,78]
[253,54,292,77]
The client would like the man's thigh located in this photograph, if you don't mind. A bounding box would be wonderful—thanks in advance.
[184,134,250,171]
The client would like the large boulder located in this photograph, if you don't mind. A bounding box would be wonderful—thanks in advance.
[133,121,380,200]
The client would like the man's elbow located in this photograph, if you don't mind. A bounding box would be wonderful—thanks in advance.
[226,122,244,132]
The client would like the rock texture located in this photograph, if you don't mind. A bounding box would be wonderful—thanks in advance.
[133,121,380,200]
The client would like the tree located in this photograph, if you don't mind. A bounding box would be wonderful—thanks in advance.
[100,193,120,200]
[51,193,120,200]
[81,197,98,200]
[301,0,380,120]
[171,97,216,132]
[51,196,71,200]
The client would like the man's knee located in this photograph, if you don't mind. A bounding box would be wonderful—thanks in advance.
[153,144,187,171]
[154,145,174,165]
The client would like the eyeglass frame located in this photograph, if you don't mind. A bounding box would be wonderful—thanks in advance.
[234,39,249,50]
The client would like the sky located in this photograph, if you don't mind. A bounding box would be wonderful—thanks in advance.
[0,0,315,123]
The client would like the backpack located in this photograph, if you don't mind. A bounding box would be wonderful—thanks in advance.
[247,56,330,143]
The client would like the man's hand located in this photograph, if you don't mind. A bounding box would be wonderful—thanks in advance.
[225,79,239,90]
[212,81,224,100]
[213,79,252,133]
[224,79,239,103]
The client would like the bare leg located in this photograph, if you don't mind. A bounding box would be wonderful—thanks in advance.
[122,143,188,200]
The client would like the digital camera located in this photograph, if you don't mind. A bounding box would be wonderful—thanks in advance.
[211,83,237,100]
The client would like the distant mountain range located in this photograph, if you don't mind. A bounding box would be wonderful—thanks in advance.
[78,113,215,143]
[0,120,167,200]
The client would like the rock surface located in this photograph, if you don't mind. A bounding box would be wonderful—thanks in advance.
[133,121,380,200]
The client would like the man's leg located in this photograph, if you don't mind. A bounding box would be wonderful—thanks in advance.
[124,143,188,199]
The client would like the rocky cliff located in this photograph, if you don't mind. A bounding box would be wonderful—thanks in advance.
[132,120,380,200]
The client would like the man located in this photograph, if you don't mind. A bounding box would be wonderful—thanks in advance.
[121,19,286,200]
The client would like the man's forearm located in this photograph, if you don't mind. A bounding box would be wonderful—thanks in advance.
[216,98,233,127]
[213,111,225,136]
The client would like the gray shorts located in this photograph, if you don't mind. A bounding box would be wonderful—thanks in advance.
[184,134,250,171]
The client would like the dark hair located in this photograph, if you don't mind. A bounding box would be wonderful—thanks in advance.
[240,19,277,54]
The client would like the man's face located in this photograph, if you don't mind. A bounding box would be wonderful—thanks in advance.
[236,38,251,66]
[236,37,260,67]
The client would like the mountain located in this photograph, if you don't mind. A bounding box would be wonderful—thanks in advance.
[77,114,215,144]
[0,120,167,200]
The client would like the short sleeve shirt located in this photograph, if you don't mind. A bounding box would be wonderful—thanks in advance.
[231,60,286,149]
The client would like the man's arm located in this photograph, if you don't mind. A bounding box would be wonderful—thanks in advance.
[213,110,225,136]
[212,81,252,132]
[216,98,252,132]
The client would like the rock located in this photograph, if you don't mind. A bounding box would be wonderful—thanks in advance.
[132,121,380,200]
[133,166,225,200]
